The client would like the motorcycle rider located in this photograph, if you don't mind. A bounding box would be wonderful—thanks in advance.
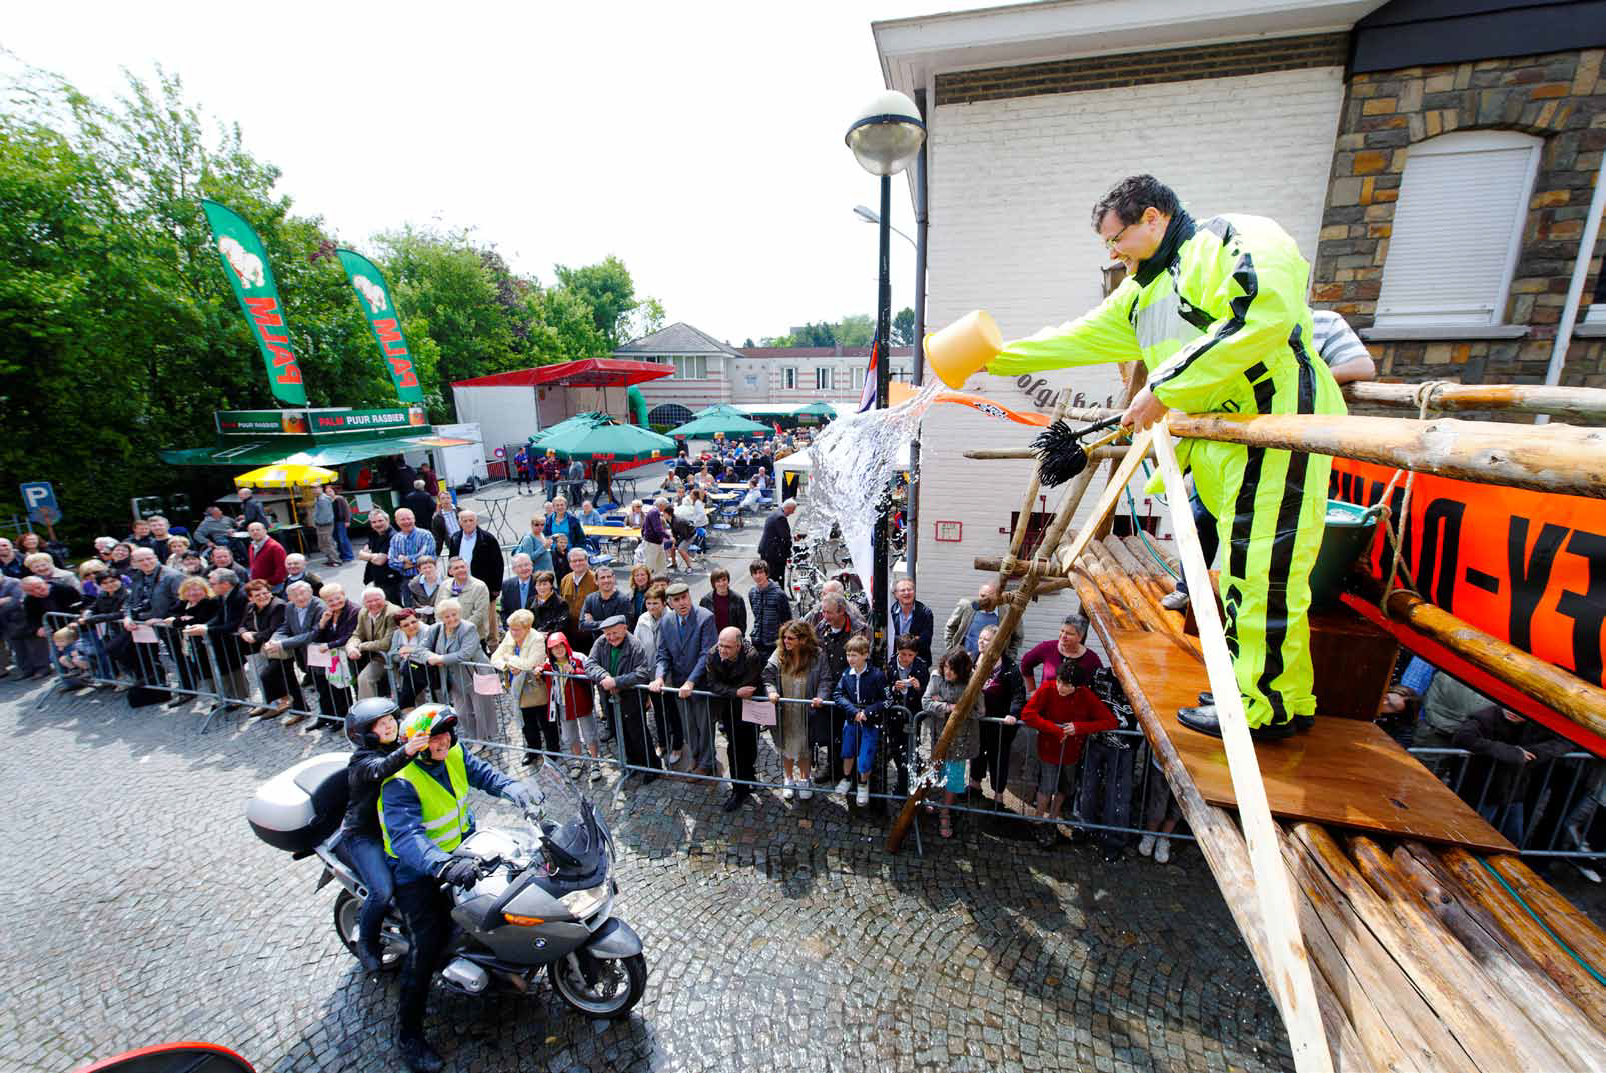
[341,697,429,973]
[378,704,538,1072]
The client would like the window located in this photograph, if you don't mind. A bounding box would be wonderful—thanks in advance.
[782,367,796,390]
[815,366,832,391]
[648,404,693,427]
[1373,131,1542,329]
[856,366,867,388]
[668,355,708,380]
[1007,511,1055,558]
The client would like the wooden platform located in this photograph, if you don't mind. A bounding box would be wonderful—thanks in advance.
[1112,627,1513,854]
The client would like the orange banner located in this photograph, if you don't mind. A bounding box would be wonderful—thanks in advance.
[1329,458,1606,688]
[891,382,1052,426]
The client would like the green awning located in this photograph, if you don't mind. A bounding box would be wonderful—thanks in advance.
[158,442,301,467]
[160,432,451,468]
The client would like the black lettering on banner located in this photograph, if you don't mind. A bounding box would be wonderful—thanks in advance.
[1554,528,1606,686]
[1464,567,1501,594]
[1507,516,1569,652]
[1417,498,1464,613]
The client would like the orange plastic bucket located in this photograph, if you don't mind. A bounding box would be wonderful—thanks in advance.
[925,310,1002,388]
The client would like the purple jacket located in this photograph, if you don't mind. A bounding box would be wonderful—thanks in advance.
[642,507,670,547]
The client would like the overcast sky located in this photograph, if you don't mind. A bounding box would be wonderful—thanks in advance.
[6,1,994,346]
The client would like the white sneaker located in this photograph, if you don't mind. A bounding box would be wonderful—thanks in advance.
[1137,834,1155,858]
[1154,838,1171,865]
[665,750,681,766]
[781,780,795,801]
[834,778,852,797]
[855,783,870,807]
[798,781,814,802]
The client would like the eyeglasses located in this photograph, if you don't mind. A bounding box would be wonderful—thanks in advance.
[1103,220,1137,250]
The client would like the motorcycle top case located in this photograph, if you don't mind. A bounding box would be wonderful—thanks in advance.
[247,753,350,853]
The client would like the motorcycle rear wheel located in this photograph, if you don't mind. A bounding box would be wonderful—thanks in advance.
[332,888,408,972]
[549,950,646,1019]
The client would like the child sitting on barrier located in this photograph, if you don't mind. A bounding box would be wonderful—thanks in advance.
[1019,659,1117,848]
[834,636,888,808]
[52,624,96,678]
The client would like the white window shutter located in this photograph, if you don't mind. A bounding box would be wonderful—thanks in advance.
[1374,131,1541,328]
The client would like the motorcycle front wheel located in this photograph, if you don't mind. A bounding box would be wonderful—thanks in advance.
[332,888,408,972]
[549,950,646,1019]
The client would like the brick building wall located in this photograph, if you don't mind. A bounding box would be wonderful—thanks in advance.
[1311,49,1606,387]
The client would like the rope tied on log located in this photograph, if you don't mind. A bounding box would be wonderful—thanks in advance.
[1378,383,1445,607]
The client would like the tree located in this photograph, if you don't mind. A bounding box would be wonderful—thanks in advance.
[836,314,873,347]
[553,256,638,350]
[892,307,915,347]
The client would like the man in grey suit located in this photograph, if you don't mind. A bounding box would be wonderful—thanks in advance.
[647,582,717,777]
[263,581,324,725]
[123,547,183,687]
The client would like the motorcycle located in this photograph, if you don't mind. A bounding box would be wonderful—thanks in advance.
[246,752,646,1019]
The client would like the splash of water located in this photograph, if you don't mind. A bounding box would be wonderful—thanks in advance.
[795,382,944,598]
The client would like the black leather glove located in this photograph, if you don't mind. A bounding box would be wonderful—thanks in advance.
[438,857,480,889]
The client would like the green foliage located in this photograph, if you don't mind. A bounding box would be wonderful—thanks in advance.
[892,307,915,347]
[836,314,873,347]
[759,311,894,349]
[0,62,661,546]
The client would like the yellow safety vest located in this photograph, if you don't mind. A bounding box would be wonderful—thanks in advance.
[379,744,470,858]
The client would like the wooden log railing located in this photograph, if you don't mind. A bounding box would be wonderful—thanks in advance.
[1343,381,1606,424]
[1167,412,1606,499]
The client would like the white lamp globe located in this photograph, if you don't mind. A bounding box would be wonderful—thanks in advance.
[845,90,926,176]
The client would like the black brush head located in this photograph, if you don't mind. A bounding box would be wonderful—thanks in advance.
[1032,420,1089,487]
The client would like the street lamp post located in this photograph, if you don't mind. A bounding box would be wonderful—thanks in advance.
[845,90,924,668]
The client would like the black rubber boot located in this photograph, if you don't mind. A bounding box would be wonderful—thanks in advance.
[399,1034,444,1073]
[1177,705,1296,743]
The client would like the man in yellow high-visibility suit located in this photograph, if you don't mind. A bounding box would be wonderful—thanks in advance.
[991,175,1344,741]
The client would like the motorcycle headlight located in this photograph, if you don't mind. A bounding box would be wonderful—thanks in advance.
[559,880,610,920]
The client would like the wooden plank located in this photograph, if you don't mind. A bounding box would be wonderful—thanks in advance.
[1390,843,1606,1069]
[1050,430,1154,576]
[1279,829,1474,1073]
[1077,579,1361,1072]
[1292,825,1533,1073]
[1150,424,1331,1073]
[1346,836,1575,1071]
[1114,627,1512,852]
[1166,411,1606,499]
[996,388,1074,595]
[1438,847,1606,1034]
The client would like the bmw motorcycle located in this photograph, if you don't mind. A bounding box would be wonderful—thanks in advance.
[247,753,646,1018]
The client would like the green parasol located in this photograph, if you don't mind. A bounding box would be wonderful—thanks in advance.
[527,411,676,462]
[667,410,773,439]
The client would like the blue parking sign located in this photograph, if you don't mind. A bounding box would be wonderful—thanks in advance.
[20,482,60,525]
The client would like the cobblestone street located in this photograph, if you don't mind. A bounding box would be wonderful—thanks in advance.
[3,673,1293,1073]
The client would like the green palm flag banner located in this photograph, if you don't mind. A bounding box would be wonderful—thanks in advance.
[199,199,308,406]
[336,249,423,403]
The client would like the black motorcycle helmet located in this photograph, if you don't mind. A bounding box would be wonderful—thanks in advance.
[345,696,400,748]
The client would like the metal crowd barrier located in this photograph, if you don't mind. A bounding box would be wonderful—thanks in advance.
[39,608,1606,863]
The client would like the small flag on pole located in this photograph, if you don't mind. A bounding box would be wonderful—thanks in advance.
[858,342,879,413]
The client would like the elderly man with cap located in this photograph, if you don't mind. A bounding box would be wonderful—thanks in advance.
[693,626,765,811]
[648,582,717,776]
[584,614,657,783]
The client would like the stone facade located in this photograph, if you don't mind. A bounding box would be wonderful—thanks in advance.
[1311,49,1606,387]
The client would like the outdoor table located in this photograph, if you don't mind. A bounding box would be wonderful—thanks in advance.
[476,491,519,539]
[585,524,641,557]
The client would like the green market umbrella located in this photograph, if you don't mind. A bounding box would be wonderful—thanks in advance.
[667,411,773,439]
[527,411,675,462]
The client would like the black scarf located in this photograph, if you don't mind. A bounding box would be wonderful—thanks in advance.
[1134,210,1196,287]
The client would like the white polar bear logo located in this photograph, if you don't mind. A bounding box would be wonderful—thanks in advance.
[353,274,387,314]
[217,235,266,288]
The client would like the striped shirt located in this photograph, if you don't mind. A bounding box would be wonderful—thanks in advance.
[1311,310,1370,370]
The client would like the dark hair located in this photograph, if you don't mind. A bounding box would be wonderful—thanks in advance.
[534,570,555,585]
[1091,174,1181,230]
[748,558,770,577]
[940,647,973,683]
[895,633,920,654]
[1055,658,1084,686]
[709,567,730,585]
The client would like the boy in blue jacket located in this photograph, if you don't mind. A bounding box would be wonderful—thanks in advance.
[834,636,888,807]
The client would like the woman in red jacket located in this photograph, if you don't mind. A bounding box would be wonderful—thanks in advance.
[1017,658,1115,847]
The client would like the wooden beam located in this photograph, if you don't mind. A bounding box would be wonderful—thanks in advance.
[1381,589,1606,742]
[996,388,1074,594]
[1389,843,1606,1069]
[1150,424,1332,1073]
[1438,847,1606,1033]
[963,444,1128,462]
[1166,412,1606,499]
[884,455,1113,854]
[1050,431,1154,576]
[1343,380,1606,423]
[1484,855,1606,973]
[1346,836,1576,1070]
